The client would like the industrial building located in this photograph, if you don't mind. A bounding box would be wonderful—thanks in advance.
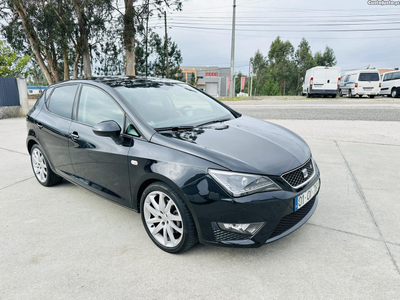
[180,66,231,97]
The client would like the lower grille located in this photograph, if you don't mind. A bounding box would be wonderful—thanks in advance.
[269,196,316,239]
[213,229,251,241]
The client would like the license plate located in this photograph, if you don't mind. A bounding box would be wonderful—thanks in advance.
[363,87,373,91]
[294,180,320,211]
[314,84,323,87]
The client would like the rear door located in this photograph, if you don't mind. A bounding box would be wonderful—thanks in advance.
[35,84,78,176]
[358,72,380,91]
[381,73,393,95]
[312,68,326,90]
[325,68,340,91]
[69,84,132,206]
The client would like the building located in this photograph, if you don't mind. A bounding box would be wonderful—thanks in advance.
[180,66,231,97]
[27,86,47,95]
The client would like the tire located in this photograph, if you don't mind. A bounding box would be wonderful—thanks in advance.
[30,144,63,187]
[140,182,198,254]
[306,90,311,98]
[392,88,398,98]
[369,95,375,99]
[348,90,353,98]
[339,90,343,97]
[332,94,337,98]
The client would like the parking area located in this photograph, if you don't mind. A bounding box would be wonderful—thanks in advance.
[1,99,400,299]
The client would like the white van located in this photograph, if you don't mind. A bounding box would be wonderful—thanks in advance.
[380,70,400,98]
[302,66,341,98]
[339,70,380,98]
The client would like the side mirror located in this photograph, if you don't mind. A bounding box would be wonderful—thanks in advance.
[93,120,123,144]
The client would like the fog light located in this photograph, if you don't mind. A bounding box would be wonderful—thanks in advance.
[218,222,264,235]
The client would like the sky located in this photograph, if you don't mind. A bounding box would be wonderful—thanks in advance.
[150,0,400,75]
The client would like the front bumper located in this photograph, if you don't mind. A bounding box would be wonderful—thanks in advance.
[181,166,321,248]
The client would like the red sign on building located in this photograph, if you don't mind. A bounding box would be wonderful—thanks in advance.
[205,72,218,77]
[227,77,230,90]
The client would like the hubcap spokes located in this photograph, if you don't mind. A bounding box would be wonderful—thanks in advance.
[32,149,47,183]
[144,191,183,248]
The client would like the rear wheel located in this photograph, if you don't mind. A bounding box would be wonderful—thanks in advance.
[392,88,398,98]
[332,94,337,98]
[306,89,311,98]
[30,144,63,187]
[339,90,343,97]
[369,95,375,99]
[140,182,198,253]
[348,90,353,98]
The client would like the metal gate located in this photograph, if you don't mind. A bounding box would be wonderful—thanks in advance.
[205,82,218,97]
[0,77,20,107]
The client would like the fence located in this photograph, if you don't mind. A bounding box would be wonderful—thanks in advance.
[0,77,20,107]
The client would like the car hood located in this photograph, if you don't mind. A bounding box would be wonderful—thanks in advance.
[150,116,311,175]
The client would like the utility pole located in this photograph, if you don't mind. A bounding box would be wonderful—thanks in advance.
[145,0,150,77]
[164,11,169,78]
[229,0,236,98]
[249,58,253,97]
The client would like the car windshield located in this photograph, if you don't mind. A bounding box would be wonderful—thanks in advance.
[358,73,379,81]
[115,82,235,129]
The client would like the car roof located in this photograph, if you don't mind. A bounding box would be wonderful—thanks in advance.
[85,76,182,87]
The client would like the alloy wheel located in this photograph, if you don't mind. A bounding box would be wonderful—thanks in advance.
[143,191,183,248]
[32,148,47,183]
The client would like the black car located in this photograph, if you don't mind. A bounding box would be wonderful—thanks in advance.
[26,77,320,253]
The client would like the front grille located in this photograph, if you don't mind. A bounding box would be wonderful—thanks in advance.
[213,229,251,241]
[282,158,314,188]
[269,196,316,239]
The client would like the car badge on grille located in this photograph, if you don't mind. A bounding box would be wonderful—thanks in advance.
[302,169,308,179]
[310,163,313,169]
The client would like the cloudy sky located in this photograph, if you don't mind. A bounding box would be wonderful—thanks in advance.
[150,0,400,74]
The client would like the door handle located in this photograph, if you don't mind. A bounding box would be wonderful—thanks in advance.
[37,123,43,130]
[70,131,79,140]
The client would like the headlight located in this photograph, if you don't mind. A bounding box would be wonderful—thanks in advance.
[208,169,281,197]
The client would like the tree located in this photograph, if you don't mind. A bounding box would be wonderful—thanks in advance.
[149,32,183,79]
[295,38,316,94]
[2,0,113,83]
[0,41,31,77]
[314,46,337,67]
[120,0,183,76]
[268,36,295,95]
[251,50,267,96]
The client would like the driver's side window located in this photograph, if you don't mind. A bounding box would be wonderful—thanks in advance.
[77,85,124,131]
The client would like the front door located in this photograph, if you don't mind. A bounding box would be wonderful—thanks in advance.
[69,85,131,206]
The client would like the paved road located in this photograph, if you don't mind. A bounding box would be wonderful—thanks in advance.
[1,101,400,299]
[224,98,400,121]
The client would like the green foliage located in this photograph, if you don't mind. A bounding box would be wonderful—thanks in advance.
[0,41,31,77]
[314,46,337,67]
[147,32,183,79]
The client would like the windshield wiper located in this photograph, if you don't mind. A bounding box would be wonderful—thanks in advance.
[154,125,194,132]
[196,118,232,128]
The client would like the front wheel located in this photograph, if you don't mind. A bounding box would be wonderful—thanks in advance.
[140,182,198,253]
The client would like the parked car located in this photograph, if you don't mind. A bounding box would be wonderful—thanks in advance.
[302,66,341,98]
[379,70,400,98]
[26,77,321,253]
[339,70,381,98]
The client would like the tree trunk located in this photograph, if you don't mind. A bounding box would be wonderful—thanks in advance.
[75,1,91,78]
[124,0,136,76]
[63,47,70,81]
[11,0,54,84]
[73,52,80,79]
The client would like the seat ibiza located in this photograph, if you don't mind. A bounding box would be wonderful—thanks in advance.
[27,77,321,253]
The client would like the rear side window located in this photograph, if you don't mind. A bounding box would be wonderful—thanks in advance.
[77,85,124,129]
[384,73,393,82]
[358,73,379,81]
[47,85,78,119]
[393,72,400,80]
